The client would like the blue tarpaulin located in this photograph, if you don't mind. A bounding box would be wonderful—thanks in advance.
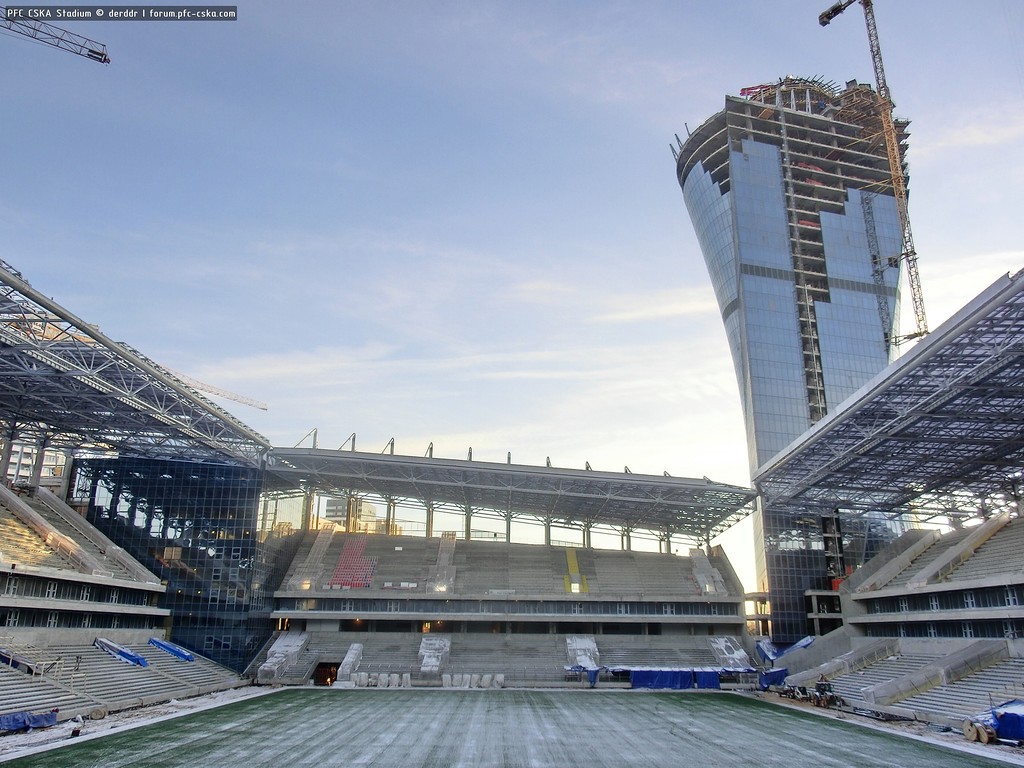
[630,670,694,689]
[756,636,814,663]
[994,700,1024,740]
[148,637,195,662]
[0,710,57,732]
[759,668,789,690]
[975,700,1024,741]
[695,671,720,689]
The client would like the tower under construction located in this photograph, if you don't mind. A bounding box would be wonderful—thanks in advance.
[675,76,906,473]
[674,76,910,638]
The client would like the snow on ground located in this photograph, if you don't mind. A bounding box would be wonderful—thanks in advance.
[0,686,278,762]
[749,690,1024,767]
[1,687,1023,767]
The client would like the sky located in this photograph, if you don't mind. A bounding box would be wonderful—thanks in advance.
[3,1,1023,574]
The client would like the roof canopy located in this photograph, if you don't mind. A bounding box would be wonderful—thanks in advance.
[0,260,269,466]
[755,270,1024,523]
[268,448,756,542]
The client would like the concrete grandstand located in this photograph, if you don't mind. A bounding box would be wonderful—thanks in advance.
[2,256,1024,745]
[0,484,246,721]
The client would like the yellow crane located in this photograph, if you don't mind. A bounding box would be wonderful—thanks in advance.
[820,0,928,341]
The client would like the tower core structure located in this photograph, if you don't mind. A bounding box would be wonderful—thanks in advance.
[675,77,909,638]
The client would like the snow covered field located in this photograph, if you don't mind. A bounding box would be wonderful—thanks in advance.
[2,688,1022,767]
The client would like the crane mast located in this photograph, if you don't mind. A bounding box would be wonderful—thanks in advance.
[820,0,928,341]
[1,5,110,63]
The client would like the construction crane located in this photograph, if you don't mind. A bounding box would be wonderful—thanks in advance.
[820,0,928,342]
[2,14,263,412]
[168,370,268,411]
[1,5,110,63]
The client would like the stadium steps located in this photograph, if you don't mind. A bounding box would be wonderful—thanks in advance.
[454,540,511,594]
[41,642,243,711]
[0,663,101,718]
[895,658,1024,719]
[942,518,1024,583]
[590,551,643,594]
[285,528,333,589]
[126,643,245,692]
[635,553,702,596]
[318,633,422,674]
[573,548,599,593]
[598,636,719,668]
[31,487,160,583]
[363,535,435,590]
[882,530,972,589]
[273,648,322,684]
[0,501,73,571]
[445,633,568,682]
[826,654,941,703]
[18,495,136,581]
[507,546,567,596]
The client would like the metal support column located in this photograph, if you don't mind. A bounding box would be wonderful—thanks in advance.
[464,505,472,541]
[302,488,315,531]
[385,497,395,535]
[55,449,73,500]
[0,422,16,484]
[346,493,356,533]
[29,436,49,487]
[425,501,434,539]
[259,495,272,538]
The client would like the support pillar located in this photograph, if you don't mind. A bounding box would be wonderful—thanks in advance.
[11,444,26,484]
[29,436,50,487]
[302,489,315,531]
[0,422,16,485]
[425,501,434,539]
[504,512,512,543]
[346,493,356,533]
[464,505,472,541]
[544,518,552,546]
[385,497,396,535]
[56,450,73,501]
[259,495,272,537]
[582,522,593,548]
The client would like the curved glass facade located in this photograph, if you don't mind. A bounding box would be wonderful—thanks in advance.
[677,78,905,641]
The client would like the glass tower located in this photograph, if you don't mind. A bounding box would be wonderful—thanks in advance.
[675,77,905,641]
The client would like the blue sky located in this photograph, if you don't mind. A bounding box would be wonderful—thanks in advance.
[3,1,1023,556]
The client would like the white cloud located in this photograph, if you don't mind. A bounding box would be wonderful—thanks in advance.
[589,288,718,323]
[913,107,1024,158]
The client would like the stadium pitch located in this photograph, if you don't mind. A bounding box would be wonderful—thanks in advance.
[1,689,1016,767]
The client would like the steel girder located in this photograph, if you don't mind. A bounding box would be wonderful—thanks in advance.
[755,270,1024,522]
[0,261,270,466]
[267,448,756,542]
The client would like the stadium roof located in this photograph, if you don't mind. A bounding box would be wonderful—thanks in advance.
[268,448,757,542]
[0,260,270,466]
[755,270,1024,524]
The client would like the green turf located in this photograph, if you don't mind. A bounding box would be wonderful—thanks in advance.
[1,690,1012,768]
